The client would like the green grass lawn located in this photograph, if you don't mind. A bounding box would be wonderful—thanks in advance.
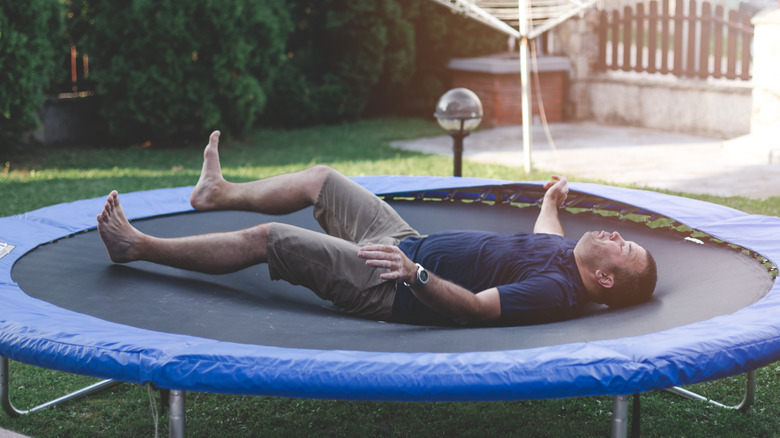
[1,117,779,437]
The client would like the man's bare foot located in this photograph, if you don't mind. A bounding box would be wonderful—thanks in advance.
[190,130,227,210]
[96,191,143,263]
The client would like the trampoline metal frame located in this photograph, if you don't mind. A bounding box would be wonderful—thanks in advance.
[0,355,758,438]
[1,357,185,437]
[2,179,779,437]
[0,358,121,417]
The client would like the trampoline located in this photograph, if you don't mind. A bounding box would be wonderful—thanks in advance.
[2,176,780,437]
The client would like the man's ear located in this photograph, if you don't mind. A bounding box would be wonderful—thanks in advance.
[595,269,614,288]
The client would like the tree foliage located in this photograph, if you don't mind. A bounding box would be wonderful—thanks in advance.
[266,0,506,126]
[1,0,506,147]
[393,0,508,117]
[86,0,291,143]
[0,0,63,150]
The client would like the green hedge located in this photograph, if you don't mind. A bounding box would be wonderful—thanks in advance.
[265,0,506,126]
[394,1,508,117]
[0,0,63,151]
[1,0,506,147]
[86,0,291,143]
[264,0,415,126]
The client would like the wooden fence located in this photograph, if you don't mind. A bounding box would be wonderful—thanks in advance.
[596,0,754,80]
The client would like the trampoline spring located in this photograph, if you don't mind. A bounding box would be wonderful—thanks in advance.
[619,206,639,218]
[588,200,611,214]
[504,190,523,203]
[563,196,584,208]
[442,190,458,202]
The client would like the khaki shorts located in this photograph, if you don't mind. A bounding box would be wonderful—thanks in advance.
[266,170,420,320]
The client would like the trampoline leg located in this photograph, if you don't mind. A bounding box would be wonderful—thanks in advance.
[611,394,630,438]
[1,356,121,417]
[666,370,756,412]
[0,356,15,418]
[169,389,186,438]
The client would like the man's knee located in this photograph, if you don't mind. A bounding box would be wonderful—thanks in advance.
[243,223,273,257]
[307,165,334,183]
[308,164,333,174]
[302,165,334,203]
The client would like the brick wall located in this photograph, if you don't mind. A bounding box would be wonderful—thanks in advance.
[448,54,570,128]
[451,70,566,128]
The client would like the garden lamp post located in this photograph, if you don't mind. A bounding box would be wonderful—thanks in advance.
[434,88,483,177]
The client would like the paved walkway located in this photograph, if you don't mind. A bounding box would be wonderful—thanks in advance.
[392,122,780,200]
[0,429,30,438]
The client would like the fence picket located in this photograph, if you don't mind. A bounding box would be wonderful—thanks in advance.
[598,9,608,71]
[726,9,738,79]
[686,0,698,76]
[612,9,621,70]
[740,13,751,80]
[713,4,724,78]
[661,0,671,74]
[623,6,633,71]
[648,1,659,74]
[636,3,646,71]
[596,0,753,81]
[699,2,712,79]
[673,0,685,76]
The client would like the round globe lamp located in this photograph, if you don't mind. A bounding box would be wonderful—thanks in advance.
[434,88,483,177]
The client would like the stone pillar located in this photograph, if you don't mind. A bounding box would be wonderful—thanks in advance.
[552,10,601,119]
[750,8,780,134]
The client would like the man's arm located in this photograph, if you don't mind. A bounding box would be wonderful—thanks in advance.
[357,244,501,324]
[533,175,568,236]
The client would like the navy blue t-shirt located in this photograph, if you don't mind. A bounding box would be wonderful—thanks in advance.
[392,231,586,326]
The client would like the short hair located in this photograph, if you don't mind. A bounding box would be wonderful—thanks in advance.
[601,250,658,308]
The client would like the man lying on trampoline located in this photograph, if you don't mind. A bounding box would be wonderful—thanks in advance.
[97,130,657,326]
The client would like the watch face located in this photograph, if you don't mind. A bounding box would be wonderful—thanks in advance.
[419,269,429,283]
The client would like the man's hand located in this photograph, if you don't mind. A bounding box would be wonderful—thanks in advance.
[357,243,501,323]
[534,175,568,236]
[543,175,568,208]
[357,243,417,284]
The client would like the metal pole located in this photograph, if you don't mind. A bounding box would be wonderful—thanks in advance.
[611,394,630,438]
[2,356,120,417]
[169,390,186,438]
[0,356,17,418]
[518,0,533,173]
[666,370,756,412]
[452,132,466,177]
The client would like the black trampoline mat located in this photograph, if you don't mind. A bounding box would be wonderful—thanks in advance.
[11,200,773,353]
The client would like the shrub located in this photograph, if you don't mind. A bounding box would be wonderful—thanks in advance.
[265,0,506,127]
[387,0,508,117]
[0,0,64,151]
[86,0,290,144]
[265,0,415,126]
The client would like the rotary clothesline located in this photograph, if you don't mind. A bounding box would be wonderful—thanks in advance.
[430,0,598,172]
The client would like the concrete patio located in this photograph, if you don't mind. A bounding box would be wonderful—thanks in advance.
[392,122,780,200]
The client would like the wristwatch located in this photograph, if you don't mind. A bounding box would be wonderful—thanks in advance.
[404,263,429,288]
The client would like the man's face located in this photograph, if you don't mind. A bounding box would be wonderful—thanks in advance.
[575,230,648,273]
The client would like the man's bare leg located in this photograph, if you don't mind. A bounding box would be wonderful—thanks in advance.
[97,190,270,274]
[189,130,331,214]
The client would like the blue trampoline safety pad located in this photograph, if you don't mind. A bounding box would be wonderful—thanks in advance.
[1,176,780,401]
